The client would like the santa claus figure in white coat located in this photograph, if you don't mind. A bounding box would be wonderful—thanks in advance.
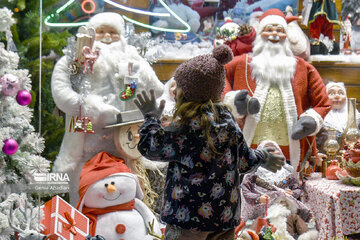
[51,12,164,205]
[77,151,163,239]
[223,9,331,175]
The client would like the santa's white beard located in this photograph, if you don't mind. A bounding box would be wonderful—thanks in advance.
[91,39,128,83]
[251,35,297,87]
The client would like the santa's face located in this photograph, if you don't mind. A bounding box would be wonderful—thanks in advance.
[95,25,120,44]
[84,175,137,208]
[261,24,287,44]
[328,86,346,110]
[114,123,142,160]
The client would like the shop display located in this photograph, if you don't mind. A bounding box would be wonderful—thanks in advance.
[1,0,360,239]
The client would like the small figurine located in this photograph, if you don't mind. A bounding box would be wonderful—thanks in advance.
[82,46,100,74]
[341,16,352,54]
[74,118,84,132]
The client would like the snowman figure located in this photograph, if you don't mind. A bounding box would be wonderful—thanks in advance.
[76,151,163,239]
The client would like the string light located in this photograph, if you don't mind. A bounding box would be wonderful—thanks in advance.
[44,0,191,32]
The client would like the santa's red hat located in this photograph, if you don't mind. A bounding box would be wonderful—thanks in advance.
[258,8,299,33]
[76,151,144,211]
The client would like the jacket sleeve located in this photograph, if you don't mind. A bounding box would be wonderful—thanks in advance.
[138,117,179,162]
[51,56,81,116]
[237,131,266,174]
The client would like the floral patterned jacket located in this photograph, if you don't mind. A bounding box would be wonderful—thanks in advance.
[138,105,265,231]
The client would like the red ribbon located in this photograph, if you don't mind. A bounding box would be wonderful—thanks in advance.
[63,212,77,235]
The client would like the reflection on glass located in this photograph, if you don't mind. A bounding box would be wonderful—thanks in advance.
[344,98,360,148]
[323,128,340,177]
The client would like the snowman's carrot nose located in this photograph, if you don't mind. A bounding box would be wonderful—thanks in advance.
[107,184,117,193]
[134,133,140,139]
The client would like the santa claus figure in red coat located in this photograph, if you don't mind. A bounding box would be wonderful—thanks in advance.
[223,9,331,175]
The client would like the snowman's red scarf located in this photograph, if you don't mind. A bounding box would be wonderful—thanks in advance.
[82,199,135,236]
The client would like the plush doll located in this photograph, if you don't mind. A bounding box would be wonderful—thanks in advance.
[223,9,331,175]
[241,141,318,240]
[151,3,201,34]
[77,152,163,240]
[342,0,360,53]
[51,12,164,206]
[265,202,318,240]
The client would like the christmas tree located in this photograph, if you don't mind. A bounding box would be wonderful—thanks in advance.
[0,7,49,239]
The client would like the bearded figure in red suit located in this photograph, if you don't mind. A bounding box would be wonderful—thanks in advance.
[223,9,331,176]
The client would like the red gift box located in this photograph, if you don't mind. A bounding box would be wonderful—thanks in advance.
[42,195,89,240]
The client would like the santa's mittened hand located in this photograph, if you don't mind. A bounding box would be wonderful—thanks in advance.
[234,90,260,115]
[134,89,165,119]
[260,147,285,173]
[291,116,317,140]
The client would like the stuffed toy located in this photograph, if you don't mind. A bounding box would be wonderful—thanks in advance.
[265,202,318,240]
[151,3,201,34]
[223,9,331,175]
[51,12,164,206]
[342,0,360,53]
[77,152,163,240]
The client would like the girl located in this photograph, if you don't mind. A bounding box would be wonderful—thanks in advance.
[134,45,284,240]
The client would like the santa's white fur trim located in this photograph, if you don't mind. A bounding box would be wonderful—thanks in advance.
[272,195,298,215]
[298,229,319,240]
[87,12,125,36]
[223,90,245,119]
[266,203,295,240]
[241,78,301,173]
[259,15,287,33]
[300,108,323,136]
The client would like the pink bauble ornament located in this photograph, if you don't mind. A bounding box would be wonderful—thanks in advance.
[16,90,32,106]
[0,74,20,96]
[2,138,18,155]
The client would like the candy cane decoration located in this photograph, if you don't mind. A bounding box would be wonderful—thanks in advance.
[82,46,99,74]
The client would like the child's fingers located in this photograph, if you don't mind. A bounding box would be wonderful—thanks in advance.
[142,90,151,103]
[159,99,166,113]
[137,93,145,105]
